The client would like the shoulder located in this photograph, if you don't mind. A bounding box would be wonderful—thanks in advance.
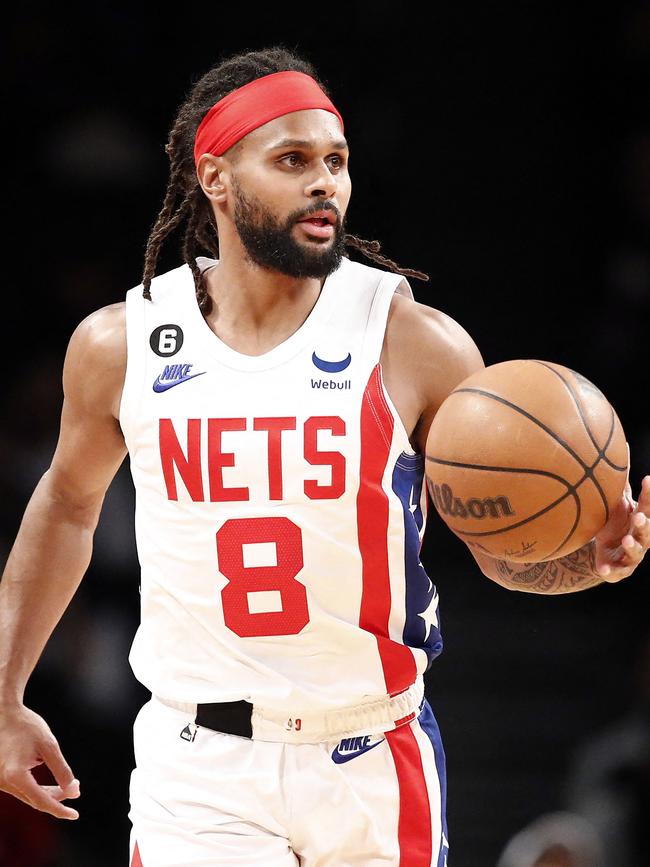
[66,301,126,378]
[64,302,126,419]
[387,290,484,396]
[68,301,126,350]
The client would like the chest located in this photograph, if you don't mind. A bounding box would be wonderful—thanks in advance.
[133,344,412,510]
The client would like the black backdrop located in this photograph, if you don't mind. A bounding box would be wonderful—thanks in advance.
[2,3,649,865]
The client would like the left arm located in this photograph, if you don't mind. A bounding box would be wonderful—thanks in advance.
[469,538,605,594]
[468,474,650,594]
[395,288,650,595]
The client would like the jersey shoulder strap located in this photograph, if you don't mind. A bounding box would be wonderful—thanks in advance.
[358,262,407,367]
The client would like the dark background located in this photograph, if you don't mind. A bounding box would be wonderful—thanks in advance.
[2,3,649,865]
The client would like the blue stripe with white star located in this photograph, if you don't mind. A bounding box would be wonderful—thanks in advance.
[391,451,443,669]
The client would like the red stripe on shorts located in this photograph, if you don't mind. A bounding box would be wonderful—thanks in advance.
[394,710,416,727]
[386,722,432,866]
[357,364,417,694]
[131,842,143,867]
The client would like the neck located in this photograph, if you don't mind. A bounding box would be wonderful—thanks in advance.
[202,242,326,352]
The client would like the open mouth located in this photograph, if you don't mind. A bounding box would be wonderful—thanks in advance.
[302,217,331,226]
[297,218,335,239]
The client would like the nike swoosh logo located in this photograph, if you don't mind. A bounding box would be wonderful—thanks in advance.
[331,738,385,764]
[312,351,352,373]
[152,372,206,392]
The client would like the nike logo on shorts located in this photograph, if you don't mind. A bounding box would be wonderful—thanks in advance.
[331,735,385,763]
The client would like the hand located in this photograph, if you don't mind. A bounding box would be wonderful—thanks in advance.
[0,704,80,819]
[594,474,650,582]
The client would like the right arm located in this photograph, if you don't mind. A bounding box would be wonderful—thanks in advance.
[0,302,127,819]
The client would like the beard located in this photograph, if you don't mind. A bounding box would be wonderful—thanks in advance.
[231,175,347,279]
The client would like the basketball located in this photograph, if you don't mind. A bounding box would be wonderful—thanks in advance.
[425,359,629,562]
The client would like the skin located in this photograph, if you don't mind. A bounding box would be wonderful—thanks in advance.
[0,107,649,822]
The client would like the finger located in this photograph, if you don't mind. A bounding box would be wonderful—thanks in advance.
[597,559,635,582]
[39,736,76,792]
[621,533,645,560]
[630,510,650,548]
[595,560,631,581]
[42,781,81,801]
[635,475,650,514]
[597,494,635,547]
[597,536,645,582]
[8,771,79,820]
[595,540,636,576]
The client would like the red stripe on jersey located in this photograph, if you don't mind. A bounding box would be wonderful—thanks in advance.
[386,722,433,866]
[131,841,143,867]
[357,364,417,694]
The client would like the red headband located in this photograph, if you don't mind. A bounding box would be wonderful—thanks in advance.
[193,70,344,167]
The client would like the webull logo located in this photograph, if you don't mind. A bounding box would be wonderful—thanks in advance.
[311,378,351,390]
[429,481,514,520]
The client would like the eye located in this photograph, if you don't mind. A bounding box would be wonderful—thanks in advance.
[328,155,346,170]
[281,153,303,167]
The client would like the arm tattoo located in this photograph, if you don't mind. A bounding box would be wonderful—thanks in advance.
[492,539,605,594]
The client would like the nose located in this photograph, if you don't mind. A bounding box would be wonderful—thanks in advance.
[304,160,338,199]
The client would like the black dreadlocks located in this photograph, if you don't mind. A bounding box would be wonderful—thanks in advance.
[141,46,429,313]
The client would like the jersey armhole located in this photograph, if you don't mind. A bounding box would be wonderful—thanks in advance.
[361,271,419,457]
[360,270,404,364]
[118,286,147,449]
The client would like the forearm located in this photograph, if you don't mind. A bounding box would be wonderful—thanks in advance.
[473,538,605,595]
[0,470,101,704]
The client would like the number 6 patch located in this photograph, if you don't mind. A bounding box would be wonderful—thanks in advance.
[150,324,184,357]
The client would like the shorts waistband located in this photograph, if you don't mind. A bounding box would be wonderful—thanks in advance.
[154,678,425,744]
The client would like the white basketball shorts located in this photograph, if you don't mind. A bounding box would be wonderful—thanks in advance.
[128,694,449,866]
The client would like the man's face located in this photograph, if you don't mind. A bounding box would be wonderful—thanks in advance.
[223,108,352,279]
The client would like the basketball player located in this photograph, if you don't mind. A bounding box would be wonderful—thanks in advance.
[1,46,649,867]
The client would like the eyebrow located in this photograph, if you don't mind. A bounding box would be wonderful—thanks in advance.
[267,137,349,151]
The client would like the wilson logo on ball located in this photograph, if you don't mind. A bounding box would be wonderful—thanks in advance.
[428,481,515,520]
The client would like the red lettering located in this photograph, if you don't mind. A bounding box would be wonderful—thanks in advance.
[217,516,308,636]
[303,416,346,499]
[159,419,204,501]
[159,416,347,503]
[208,418,249,501]
[253,417,297,500]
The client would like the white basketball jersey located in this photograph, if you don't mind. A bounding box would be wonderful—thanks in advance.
[119,255,442,709]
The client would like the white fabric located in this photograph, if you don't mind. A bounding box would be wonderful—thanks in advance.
[128,694,446,866]
[156,676,424,744]
[119,255,438,709]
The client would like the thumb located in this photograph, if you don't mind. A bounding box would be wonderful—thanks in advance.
[597,493,633,544]
[624,441,634,504]
[62,778,81,797]
[39,735,76,792]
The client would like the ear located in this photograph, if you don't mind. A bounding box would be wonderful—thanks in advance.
[196,154,228,204]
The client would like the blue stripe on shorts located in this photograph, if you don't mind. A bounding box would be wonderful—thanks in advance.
[417,699,449,866]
